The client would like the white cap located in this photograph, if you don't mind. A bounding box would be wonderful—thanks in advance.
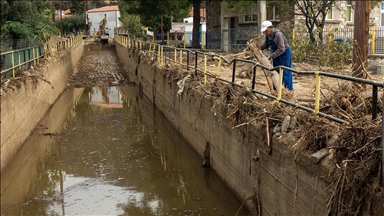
[260,21,272,32]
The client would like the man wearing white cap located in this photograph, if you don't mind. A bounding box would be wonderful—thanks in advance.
[260,20,294,91]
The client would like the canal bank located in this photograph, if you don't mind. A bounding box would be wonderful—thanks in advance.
[1,88,84,215]
[115,40,384,215]
[1,41,84,171]
[1,85,250,215]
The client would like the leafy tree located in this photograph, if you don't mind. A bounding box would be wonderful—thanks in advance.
[88,0,107,10]
[0,0,60,45]
[70,0,85,15]
[287,0,335,44]
[275,0,380,44]
[55,13,85,36]
[119,0,191,40]
[118,1,145,38]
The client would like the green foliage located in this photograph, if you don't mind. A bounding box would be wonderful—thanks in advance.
[119,14,145,38]
[370,0,382,9]
[119,0,191,32]
[1,21,34,40]
[70,0,85,15]
[0,0,60,43]
[55,14,85,36]
[291,33,352,70]
[272,21,352,69]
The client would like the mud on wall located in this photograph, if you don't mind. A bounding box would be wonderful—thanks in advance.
[115,42,333,215]
[1,42,84,172]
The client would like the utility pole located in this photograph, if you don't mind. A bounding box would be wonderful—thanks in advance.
[84,0,88,36]
[352,0,370,78]
[258,0,267,32]
[51,0,55,25]
[60,0,63,37]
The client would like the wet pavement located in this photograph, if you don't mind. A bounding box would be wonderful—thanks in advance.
[1,43,250,216]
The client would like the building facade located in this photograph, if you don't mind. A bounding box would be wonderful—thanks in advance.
[88,5,122,38]
[206,1,384,52]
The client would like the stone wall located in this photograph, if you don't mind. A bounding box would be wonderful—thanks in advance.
[114,41,335,215]
[0,41,84,171]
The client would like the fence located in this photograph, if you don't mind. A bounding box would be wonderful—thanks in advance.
[115,35,383,122]
[0,35,83,78]
[122,26,384,54]
[115,34,383,188]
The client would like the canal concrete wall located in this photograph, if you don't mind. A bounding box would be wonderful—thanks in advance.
[0,42,84,172]
[1,88,84,215]
[115,43,333,215]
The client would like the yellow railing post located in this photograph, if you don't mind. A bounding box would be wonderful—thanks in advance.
[292,28,295,40]
[174,48,177,62]
[372,26,375,54]
[36,47,39,63]
[152,33,154,43]
[204,54,207,85]
[18,51,21,70]
[11,52,15,77]
[201,31,205,49]
[32,47,36,64]
[157,44,160,63]
[179,49,182,64]
[314,72,321,115]
[277,67,283,103]
[184,31,186,49]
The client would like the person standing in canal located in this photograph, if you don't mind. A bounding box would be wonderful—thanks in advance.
[260,20,294,91]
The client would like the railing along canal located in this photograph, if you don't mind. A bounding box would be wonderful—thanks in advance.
[0,35,83,78]
[115,35,384,189]
[115,35,383,123]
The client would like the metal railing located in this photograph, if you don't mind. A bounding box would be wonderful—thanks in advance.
[115,35,383,123]
[119,27,384,54]
[0,35,83,78]
[115,34,383,190]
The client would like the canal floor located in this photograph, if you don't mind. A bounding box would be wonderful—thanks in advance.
[1,84,250,215]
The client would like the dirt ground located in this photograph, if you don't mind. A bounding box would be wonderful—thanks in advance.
[191,48,383,103]
[68,42,133,88]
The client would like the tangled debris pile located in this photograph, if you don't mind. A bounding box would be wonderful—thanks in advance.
[68,43,133,88]
[142,41,383,215]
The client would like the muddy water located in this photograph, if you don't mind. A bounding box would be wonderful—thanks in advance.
[1,85,250,215]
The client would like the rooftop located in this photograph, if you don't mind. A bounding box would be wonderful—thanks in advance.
[88,5,119,13]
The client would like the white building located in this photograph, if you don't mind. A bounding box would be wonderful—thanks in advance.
[88,5,122,38]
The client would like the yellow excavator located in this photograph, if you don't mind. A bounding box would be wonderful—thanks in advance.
[95,14,108,43]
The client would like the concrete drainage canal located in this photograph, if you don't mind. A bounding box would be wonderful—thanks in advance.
[1,43,250,215]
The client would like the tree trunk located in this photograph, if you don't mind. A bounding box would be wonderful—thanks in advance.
[51,0,55,25]
[192,0,202,48]
[352,0,370,78]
